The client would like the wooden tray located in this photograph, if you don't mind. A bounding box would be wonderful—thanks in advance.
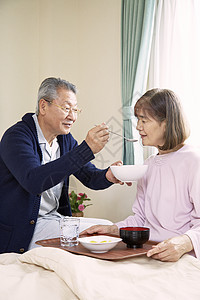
[36,236,157,261]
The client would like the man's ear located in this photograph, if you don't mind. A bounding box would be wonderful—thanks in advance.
[39,99,47,115]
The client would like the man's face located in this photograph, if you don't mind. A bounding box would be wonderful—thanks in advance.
[41,88,78,139]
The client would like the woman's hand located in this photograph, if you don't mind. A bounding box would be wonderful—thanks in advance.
[147,235,193,262]
[106,161,132,186]
[80,224,119,236]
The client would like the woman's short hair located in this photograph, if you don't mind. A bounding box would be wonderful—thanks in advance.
[134,88,190,151]
[36,77,77,115]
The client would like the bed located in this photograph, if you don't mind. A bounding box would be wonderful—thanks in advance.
[1,218,200,300]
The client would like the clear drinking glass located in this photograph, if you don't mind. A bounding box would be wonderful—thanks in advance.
[60,217,80,247]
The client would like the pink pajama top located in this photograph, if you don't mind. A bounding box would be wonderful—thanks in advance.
[116,144,200,258]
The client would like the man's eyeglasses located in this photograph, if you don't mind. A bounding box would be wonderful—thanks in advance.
[43,99,82,115]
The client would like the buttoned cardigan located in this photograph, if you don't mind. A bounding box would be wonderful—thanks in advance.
[0,113,112,253]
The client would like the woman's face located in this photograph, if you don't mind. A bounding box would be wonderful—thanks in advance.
[136,109,166,149]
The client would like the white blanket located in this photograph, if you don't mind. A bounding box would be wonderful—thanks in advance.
[1,247,200,300]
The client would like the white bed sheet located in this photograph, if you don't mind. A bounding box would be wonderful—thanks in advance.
[1,246,200,300]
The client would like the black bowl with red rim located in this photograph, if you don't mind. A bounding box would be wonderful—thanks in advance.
[120,227,150,248]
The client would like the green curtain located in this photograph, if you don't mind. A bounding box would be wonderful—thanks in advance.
[121,0,156,164]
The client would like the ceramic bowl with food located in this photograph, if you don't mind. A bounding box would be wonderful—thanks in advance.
[78,235,122,253]
[110,165,148,182]
[120,227,150,248]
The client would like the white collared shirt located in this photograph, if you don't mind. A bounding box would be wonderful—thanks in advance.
[32,114,64,216]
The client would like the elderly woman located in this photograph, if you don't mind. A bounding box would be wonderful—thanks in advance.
[83,88,200,262]
[0,77,122,254]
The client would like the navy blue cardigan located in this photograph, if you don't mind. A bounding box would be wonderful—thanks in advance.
[0,113,112,253]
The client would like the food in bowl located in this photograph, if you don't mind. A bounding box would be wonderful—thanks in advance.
[78,235,122,253]
[110,165,148,182]
[120,227,150,248]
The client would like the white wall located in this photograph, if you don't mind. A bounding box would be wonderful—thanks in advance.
[0,0,136,222]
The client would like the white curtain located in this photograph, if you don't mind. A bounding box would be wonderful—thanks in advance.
[147,0,200,147]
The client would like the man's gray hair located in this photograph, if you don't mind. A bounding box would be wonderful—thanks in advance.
[36,77,77,115]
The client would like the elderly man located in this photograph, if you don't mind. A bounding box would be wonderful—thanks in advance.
[0,77,121,254]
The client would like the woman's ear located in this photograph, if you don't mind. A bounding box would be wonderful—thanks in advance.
[161,120,166,133]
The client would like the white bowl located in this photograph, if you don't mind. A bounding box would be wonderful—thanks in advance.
[78,235,122,253]
[110,165,148,182]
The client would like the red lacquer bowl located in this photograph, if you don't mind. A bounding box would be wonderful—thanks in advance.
[120,227,150,248]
